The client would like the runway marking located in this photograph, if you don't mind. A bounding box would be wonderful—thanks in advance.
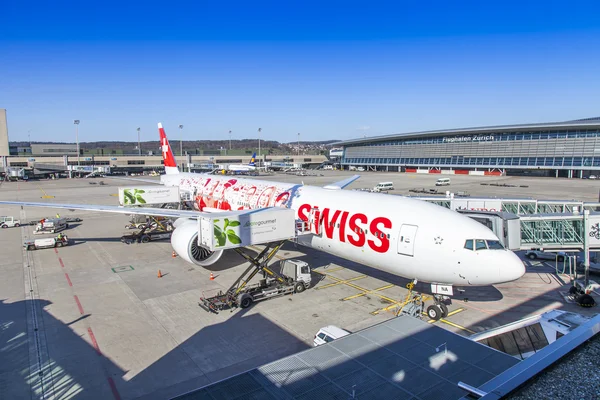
[58,258,65,268]
[110,193,119,197]
[315,275,367,289]
[37,184,55,199]
[314,270,406,309]
[107,377,122,400]
[54,248,58,254]
[436,318,475,333]
[73,295,84,315]
[87,328,102,356]
[64,273,73,287]
[341,284,395,301]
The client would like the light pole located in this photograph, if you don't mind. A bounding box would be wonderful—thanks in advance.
[73,120,80,166]
[258,128,261,168]
[229,130,232,151]
[178,124,184,157]
[137,127,141,156]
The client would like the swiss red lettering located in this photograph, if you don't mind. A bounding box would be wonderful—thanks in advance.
[320,208,341,239]
[297,203,391,252]
[368,217,392,253]
[347,213,367,247]
[338,211,349,242]
[298,204,311,222]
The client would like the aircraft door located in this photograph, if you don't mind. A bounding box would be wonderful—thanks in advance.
[397,224,418,256]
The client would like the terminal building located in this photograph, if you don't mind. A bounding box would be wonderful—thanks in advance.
[338,117,600,178]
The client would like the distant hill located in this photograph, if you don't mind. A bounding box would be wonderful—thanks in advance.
[9,139,340,156]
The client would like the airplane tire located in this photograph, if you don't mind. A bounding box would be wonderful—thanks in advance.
[295,282,305,293]
[427,305,442,321]
[439,304,449,318]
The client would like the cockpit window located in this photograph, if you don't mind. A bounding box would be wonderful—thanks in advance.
[475,239,487,250]
[464,239,474,251]
[486,240,504,250]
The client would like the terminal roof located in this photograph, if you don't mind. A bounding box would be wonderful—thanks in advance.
[174,315,519,400]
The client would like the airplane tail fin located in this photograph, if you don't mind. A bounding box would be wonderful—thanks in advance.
[158,123,180,175]
[249,152,256,166]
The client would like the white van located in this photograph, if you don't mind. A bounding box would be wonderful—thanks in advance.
[373,182,394,192]
[314,325,351,346]
[435,178,451,186]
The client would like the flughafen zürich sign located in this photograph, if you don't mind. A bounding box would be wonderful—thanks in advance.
[442,134,495,143]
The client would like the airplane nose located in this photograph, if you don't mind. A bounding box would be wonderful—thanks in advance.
[499,251,526,283]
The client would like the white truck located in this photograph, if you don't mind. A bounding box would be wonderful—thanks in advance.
[24,235,70,250]
[199,258,312,313]
[0,216,21,228]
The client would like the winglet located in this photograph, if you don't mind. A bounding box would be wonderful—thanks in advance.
[158,123,179,175]
[323,175,360,190]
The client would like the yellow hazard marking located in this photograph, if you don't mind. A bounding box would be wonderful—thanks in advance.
[37,185,54,199]
[341,284,395,301]
[110,193,119,197]
[316,275,367,289]
[437,319,475,333]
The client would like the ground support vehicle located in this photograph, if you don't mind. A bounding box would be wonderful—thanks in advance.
[0,216,21,228]
[24,235,69,250]
[33,218,68,234]
[121,224,173,244]
[199,240,312,313]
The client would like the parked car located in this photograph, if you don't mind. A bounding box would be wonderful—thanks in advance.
[524,250,567,262]
[314,325,351,347]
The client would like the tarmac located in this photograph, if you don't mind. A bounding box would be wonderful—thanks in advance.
[0,171,598,400]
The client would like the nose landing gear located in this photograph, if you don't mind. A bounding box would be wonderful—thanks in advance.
[397,280,451,321]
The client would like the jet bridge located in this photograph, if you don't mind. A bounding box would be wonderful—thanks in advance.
[458,209,600,251]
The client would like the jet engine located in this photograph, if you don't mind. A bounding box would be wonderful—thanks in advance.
[171,219,223,267]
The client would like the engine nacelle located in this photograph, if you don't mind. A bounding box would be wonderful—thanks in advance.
[171,219,223,267]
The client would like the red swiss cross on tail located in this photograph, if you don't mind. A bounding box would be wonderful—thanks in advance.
[158,123,180,175]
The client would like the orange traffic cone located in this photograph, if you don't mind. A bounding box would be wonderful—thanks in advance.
[157,270,163,278]
[172,251,177,258]
[209,272,215,281]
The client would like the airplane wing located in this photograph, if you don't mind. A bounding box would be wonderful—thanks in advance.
[0,201,203,219]
[323,175,360,190]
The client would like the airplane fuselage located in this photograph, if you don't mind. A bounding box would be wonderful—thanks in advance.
[162,173,525,286]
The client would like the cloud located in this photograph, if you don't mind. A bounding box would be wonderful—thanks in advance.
[356,125,371,131]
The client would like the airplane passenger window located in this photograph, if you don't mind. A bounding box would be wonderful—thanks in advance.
[464,240,474,250]
[486,240,504,250]
[475,239,487,250]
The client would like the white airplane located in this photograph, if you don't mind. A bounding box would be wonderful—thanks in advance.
[0,123,525,319]
[227,153,257,172]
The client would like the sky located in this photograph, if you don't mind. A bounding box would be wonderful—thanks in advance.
[1,1,600,144]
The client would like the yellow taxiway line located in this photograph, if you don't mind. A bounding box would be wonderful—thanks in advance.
[315,275,368,290]
[37,185,54,199]
[341,284,395,301]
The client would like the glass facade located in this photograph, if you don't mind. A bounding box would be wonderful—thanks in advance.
[341,128,600,169]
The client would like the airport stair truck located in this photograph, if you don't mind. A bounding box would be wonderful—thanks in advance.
[197,207,313,313]
[24,235,69,250]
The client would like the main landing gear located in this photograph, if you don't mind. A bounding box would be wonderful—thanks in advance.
[398,280,450,321]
